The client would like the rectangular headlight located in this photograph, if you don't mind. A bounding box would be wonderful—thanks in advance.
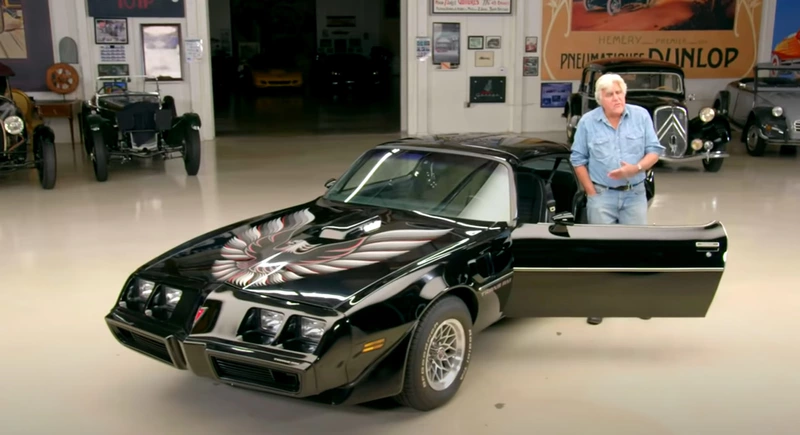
[161,286,183,309]
[259,309,285,335]
[298,317,325,341]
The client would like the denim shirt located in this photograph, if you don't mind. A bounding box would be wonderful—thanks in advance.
[570,104,664,188]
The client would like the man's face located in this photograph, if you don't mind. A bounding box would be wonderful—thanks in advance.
[599,82,625,117]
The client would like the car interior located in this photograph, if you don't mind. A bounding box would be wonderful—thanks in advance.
[517,155,586,224]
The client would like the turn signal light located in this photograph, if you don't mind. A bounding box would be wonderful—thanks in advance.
[362,338,386,353]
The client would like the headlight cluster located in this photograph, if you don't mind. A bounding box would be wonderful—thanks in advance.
[118,278,183,320]
[4,116,24,135]
[699,107,716,123]
[238,308,327,353]
[772,106,783,117]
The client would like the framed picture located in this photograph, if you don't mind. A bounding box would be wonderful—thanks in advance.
[541,82,573,108]
[432,0,512,14]
[468,36,484,50]
[432,22,460,67]
[141,23,183,81]
[475,51,494,67]
[469,76,506,103]
[98,63,129,76]
[523,56,539,76]
[486,36,501,49]
[94,18,128,44]
[525,36,538,53]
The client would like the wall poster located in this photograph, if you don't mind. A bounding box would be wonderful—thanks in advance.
[540,0,763,80]
[432,0,512,14]
[0,0,55,92]
[770,0,800,69]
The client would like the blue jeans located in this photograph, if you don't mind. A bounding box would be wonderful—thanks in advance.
[586,182,648,225]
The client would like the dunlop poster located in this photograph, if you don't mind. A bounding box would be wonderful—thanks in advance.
[541,0,763,80]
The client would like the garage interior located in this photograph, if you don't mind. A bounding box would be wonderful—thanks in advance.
[209,0,402,136]
[1,0,799,433]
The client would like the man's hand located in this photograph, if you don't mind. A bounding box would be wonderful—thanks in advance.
[608,161,639,180]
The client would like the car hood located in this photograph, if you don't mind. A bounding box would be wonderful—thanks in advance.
[625,94,687,114]
[139,199,487,309]
[756,91,800,118]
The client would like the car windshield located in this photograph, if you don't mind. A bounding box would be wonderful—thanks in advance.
[324,148,512,223]
[617,71,684,94]
[755,66,800,88]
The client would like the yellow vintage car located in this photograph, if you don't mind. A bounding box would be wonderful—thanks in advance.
[243,54,303,90]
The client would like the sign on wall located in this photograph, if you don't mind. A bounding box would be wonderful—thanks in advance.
[540,0,762,80]
[87,0,185,18]
[432,0,512,15]
[770,0,800,67]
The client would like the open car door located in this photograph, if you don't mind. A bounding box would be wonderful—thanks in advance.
[502,214,727,318]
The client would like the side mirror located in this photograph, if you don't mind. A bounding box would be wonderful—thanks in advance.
[549,212,574,237]
[324,178,336,189]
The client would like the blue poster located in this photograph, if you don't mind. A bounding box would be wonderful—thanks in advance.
[771,0,800,67]
[541,82,572,108]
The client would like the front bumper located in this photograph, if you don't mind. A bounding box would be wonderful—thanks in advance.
[660,150,730,163]
[756,124,800,145]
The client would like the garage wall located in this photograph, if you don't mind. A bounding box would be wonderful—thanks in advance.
[28,0,214,144]
[406,0,778,137]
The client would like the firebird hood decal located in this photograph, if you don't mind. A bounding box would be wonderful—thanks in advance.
[210,208,452,288]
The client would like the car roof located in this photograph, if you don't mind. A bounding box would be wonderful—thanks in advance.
[588,57,684,73]
[376,133,571,162]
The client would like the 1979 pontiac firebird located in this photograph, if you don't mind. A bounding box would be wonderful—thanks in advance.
[105,134,728,411]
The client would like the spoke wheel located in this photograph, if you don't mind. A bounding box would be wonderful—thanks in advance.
[608,0,621,15]
[424,319,466,392]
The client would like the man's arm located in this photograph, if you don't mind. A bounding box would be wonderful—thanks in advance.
[569,119,597,196]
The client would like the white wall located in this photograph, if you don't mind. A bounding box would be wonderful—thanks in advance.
[405,0,778,137]
[29,0,214,144]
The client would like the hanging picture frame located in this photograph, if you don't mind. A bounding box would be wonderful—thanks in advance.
[432,22,460,68]
[141,23,183,81]
[95,18,128,45]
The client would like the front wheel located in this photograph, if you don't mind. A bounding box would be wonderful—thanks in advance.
[90,131,109,182]
[35,137,57,189]
[607,0,622,15]
[702,158,724,172]
[744,124,766,156]
[395,295,473,411]
[183,128,201,176]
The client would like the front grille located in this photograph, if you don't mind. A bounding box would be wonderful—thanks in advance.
[653,106,688,157]
[211,357,300,393]
[115,328,173,365]
[793,120,800,132]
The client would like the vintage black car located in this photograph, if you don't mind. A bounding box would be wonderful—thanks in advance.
[564,58,732,172]
[714,62,800,156]
[80,75,201,182]
[105,134,726,411]
[584,0,653,15]
[0,62,57,189]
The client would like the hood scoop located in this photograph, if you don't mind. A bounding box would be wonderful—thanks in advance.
[319,217,382,241]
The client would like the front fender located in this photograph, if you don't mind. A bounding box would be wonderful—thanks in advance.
[32,124,55,144]
[750,107,788,136]
[689,114,731,150]
[165,112,202,145]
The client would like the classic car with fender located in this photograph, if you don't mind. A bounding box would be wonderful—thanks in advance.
[105,133,727,411]
[583,0,654,16]
[564,58,732,172]
[80,75,202,182]
[714,62,800,156]
[0,62,57,189]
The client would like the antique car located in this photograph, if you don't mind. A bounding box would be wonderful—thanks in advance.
[104,134,727,412]
[80,75,201,182]
[583,0,654,16]
[714,62,800,156]
[770,30,800,67]
[563,58,732,172]
[240,54,303,91]
[0,62,57,189]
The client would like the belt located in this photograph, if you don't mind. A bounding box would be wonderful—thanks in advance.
[593,180,644,191]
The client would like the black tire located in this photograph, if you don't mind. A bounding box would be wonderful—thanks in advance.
[702,158,724,172]
[36,137,57,189]
[395,295,473,411]
[183,128,201,176]
[90,130,109,182]
[744,123,766,156]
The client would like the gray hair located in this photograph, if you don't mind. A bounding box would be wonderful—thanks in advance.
[594,73,627,101]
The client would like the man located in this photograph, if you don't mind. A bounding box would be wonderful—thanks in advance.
[569,72,664,325]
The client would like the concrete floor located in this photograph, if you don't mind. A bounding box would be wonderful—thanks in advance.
[1,131,799,434]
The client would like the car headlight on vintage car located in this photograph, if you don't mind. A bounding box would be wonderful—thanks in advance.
[145,285,184,320]
[4,116,24,135]
[298,317,326,341]
[772,106,783,117]
[691,138,704,150]
[699,107,715,123]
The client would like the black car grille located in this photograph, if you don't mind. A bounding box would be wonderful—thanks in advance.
[211,357,300,393]
[653,106,688,158]
[114,328,173,365]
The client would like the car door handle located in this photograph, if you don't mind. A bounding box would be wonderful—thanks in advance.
[696,241,720,252]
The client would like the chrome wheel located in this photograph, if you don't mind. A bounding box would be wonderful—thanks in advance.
[424,319,466,391]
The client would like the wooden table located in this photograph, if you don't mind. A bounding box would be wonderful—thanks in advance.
[36,99,82,151]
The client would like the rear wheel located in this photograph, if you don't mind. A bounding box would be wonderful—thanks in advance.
[90,131,109,182]
[183,128,201,176]
[35,137,57,189]
[395,295,473,411]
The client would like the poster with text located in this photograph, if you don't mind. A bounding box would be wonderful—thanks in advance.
[770,0,800,67]
[540,0,762,81]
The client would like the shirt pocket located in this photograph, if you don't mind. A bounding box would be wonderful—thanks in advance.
[588,136,614,165]
[622,132,645,164]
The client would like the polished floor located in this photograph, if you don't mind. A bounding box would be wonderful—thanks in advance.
[1,131,799,434]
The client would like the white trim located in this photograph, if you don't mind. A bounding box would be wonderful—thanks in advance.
[514,267,724,273]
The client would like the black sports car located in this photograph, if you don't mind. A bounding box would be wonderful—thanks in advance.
[564,58,732,172]
[105,134,727,411]
[81,75,202,182]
